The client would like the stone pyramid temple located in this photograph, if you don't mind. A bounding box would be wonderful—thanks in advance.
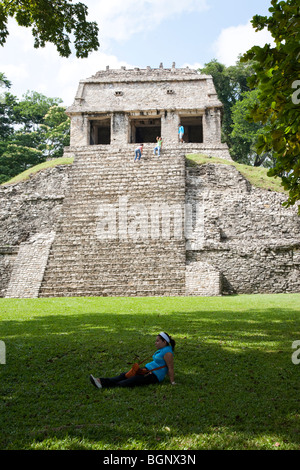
[0,65,299,298]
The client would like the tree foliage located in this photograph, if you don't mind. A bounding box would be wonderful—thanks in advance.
[199,58,257,163]
[0,0,99,58]
[0,72,14,139]
[242,0,300,212]
[40,105,70,159]
[230,89,275,167]
[0,74,70,184]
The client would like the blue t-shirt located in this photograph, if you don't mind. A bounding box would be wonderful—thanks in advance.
[178,126,184,135]
[145,345,173,382]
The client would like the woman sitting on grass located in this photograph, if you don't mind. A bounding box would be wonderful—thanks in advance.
[90,332,176,389]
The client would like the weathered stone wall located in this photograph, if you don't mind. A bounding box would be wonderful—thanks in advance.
[0,247,18,297]
[0,165,71,297]
[185,163,300,294]
[185,261,221,296]
[0,165,71,246]
[70,67,221,114]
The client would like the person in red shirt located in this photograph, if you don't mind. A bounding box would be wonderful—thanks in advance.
[134,143,144,161]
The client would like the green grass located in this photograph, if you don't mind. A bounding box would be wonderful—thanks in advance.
[186,154,285,194]
[1,294,300,450]
[1,157,74,186]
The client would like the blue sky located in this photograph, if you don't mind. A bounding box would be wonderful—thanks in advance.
[0,0,273,106]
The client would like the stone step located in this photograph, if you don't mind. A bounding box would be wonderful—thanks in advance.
[41,278,185,288]
[39,289,184,297]
[43,260,185,269]
[42,261,186,272]
[5,232,55,299]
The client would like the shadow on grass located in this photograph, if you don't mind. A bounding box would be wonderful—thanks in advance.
[1,299,300,450]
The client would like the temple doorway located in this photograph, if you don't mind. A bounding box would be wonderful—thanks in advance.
[90,118,111,145]
[130,118,161,143]
[180,116,203,143]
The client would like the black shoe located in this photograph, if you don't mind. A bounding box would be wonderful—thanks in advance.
[90,374,102,389]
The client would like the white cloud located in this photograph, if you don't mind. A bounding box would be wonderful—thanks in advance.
[56,51,135,105]
[0,18,135,105]
[180,62,203,71]
[214,20,274,66]
[7,17,34,52]
[0,1,210,104]
[88,0,209,43]
[0,64,29,83]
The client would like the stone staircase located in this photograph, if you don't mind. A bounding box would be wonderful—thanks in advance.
[5,232,55,298]
[39,145,187,297]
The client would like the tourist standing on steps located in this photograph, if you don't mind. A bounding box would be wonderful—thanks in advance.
[134,143,144,161]
[153,136,163,157]
[178,123,184,143]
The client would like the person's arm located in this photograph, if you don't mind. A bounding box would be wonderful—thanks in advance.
[164,352,175,385]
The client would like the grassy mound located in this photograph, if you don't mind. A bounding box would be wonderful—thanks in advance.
[1,157,74,186]
[186,154,285,194]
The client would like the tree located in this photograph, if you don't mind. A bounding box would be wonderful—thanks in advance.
[0,0,99,58]
[199,59,255,155]
[0,71,10,88]
[40,105,70,158]
[230,89,275,167]
[0,73,16,139]
[242,0,300,213]
[0,76,70,184]
[0,143,43,182]
[12,91,62,130]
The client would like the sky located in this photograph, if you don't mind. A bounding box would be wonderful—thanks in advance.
[0,0,274,107]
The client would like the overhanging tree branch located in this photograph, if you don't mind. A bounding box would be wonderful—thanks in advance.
[242,0,300,214]
[0,0,100,58]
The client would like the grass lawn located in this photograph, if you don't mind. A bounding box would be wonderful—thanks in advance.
[0,294,300,450]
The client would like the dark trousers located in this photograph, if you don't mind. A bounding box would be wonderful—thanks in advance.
[100,372,159,388]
